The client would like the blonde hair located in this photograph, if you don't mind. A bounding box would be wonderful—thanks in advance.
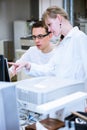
[42,6,69,21]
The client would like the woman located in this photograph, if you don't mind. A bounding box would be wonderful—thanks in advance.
[11,6,87,81]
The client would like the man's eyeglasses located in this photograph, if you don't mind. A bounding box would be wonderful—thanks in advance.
[31,32,51,40]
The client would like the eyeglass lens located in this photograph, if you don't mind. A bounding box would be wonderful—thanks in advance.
[32,32,50,40]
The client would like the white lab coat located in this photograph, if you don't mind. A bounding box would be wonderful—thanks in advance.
[27,27,87,81]
[16,46,56,64]
[9,46,56,74]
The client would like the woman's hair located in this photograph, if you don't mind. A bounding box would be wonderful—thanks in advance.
[42,6,69,22]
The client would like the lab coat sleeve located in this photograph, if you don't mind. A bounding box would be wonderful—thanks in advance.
[24,62,55,77]
[9,48,31,72]
[79,33,87,78]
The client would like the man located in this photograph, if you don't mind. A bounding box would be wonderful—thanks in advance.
[9,20,56,78]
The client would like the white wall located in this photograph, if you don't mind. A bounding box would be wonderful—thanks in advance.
[0,0,31,40]
[39,0,63,20]
[0,0,62,41]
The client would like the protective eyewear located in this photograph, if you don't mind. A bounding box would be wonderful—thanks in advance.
[32,32,51,40]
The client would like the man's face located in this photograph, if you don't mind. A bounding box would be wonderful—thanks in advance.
[32,27,52,51]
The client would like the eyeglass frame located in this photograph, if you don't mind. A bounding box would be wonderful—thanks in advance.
[31,32,51,40]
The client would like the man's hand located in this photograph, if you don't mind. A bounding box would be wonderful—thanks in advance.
[8,61,31,76]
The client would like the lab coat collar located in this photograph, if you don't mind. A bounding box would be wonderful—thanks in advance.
[65,26,79,38]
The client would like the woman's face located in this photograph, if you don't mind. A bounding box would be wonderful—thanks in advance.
[45,16,61,36]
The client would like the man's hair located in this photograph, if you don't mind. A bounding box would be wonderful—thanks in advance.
[32,20,49,33]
